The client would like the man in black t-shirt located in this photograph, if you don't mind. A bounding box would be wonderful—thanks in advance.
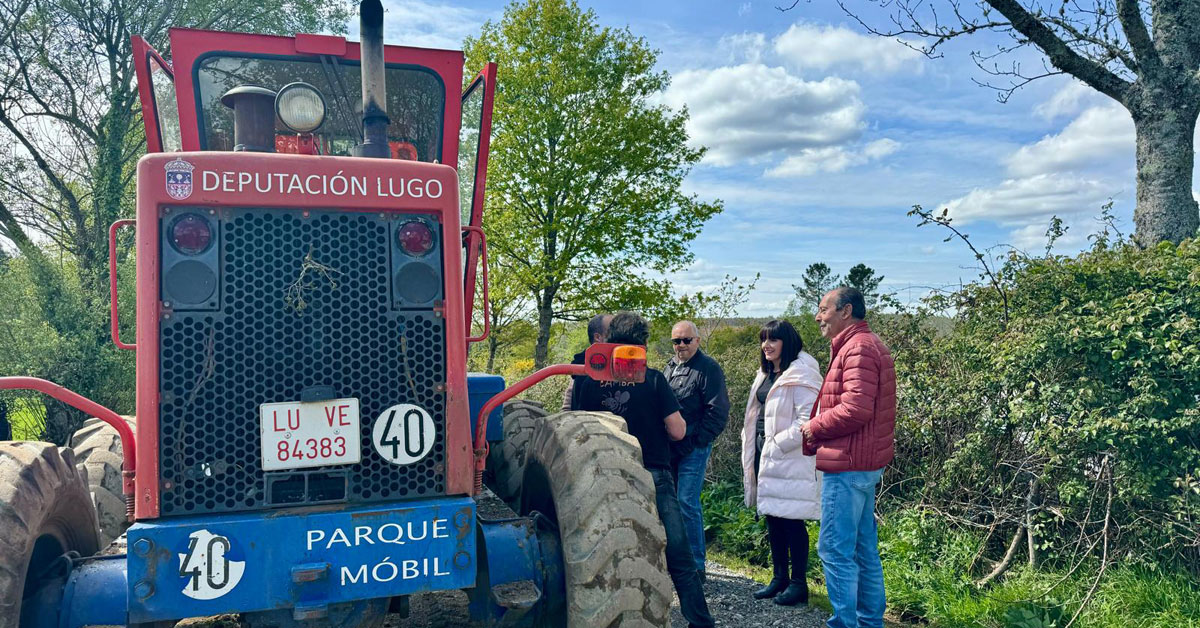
[572,311,715,628]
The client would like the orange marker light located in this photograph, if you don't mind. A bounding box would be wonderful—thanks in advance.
[611,345,647,383]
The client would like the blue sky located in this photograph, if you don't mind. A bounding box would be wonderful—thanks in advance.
[368,0,1149,315]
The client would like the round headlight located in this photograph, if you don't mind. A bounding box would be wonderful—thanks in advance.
[276,82,326,133]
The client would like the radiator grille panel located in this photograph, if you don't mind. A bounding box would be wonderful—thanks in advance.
[159,209,446,516]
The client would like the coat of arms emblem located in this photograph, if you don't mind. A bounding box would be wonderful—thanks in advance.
[165,159,195,200]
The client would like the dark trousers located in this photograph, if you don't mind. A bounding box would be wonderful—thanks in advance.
[766,515,810,582]
[651,468,715,628]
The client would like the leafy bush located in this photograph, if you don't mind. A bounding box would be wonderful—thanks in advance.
[700,479,770,566]
[876,237,1200,571]
[0,253,135,443]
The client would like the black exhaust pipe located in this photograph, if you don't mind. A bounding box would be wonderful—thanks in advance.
[355,0,389,158]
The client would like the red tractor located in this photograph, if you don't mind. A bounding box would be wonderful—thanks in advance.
[0,3,674,626]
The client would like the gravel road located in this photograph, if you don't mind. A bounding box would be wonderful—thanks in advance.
[674,562,829,628]
[387,560,830,628]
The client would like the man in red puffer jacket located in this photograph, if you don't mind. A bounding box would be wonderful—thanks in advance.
[801,287,895,628]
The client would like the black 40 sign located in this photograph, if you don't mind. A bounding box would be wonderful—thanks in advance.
[372,403,436,465]
[178,529,245,600]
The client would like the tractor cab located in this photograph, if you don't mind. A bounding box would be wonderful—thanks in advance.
[133,29,477,160]
[133,27,494,308]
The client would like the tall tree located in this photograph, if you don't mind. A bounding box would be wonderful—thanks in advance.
[471,251,536,373]
[0,0,349,438]
[464,0,722,367]
[789,262,841,314]
[845,263,884,307]
[0,0,350,300]
[824,1,1200,246]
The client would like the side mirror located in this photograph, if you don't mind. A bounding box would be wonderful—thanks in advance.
[582,343,647,384]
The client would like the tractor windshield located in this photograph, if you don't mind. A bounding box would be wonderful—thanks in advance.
[196,54,445,160]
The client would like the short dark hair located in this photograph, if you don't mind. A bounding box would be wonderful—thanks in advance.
[759,320,804,374]
[587,313,609,342]
[606,311,650,345]
[833,286,866,320]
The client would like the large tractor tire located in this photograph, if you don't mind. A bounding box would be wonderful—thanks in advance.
[516,410,673,627]
[69,416,135,547]
[485,400,544,507]
[0,441,101,624]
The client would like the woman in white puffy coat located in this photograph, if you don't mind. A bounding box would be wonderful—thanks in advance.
[741,319,823,606]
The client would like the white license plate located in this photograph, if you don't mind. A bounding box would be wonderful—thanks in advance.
[260,398,361,471]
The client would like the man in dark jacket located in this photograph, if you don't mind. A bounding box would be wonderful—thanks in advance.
[803,287,895,628]
[665,320,730,581]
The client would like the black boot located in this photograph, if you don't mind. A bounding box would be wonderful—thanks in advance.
[753,577,789,599]
[774,580,809,606]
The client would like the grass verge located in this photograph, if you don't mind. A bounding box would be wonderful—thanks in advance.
[705,484,1200,628]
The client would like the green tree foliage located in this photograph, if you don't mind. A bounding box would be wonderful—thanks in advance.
[469,250,536,373]
[0,0,349,441]
[0,0,350,295]
[879,235,1200,572]
[463,0,722,367]
[845,262,883,307]
[787,262,840,314]
[0,253,135,442]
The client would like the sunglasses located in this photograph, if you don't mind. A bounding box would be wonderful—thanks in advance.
[671,337,695,345]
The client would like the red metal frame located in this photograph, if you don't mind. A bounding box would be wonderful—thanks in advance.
[0,377,137,519]
[131,36,172,154]
[463,226,490,343]
[470,343,649,493]
[165,28,464,162]
[461,63,497,332]
[134,152,472,518]
[471,363,586,493]
[109,220,137,350]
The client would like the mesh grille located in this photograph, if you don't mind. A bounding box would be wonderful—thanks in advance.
[159,209,446,516]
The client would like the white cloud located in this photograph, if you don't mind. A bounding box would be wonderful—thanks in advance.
[1006,104,1133,177]
[1034,80,1111,120]
[370,0,494,50]
[863,137,901,159]
[943,174,1116,224]
[773,23,921,75]
[738,2,752,17]
[662,64,865,165]
[939,98,1139,228]
[765,138,899,178]
[719,32,767,64]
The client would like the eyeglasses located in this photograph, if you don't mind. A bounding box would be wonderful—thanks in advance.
[671,337,695,345]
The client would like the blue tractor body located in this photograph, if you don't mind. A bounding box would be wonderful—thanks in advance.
[125,499,476,622]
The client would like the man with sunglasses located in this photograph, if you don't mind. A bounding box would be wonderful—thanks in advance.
[665,320,730,584]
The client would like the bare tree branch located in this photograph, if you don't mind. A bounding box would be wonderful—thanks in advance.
[1115,0,1162,76]
[985,0,1130,101]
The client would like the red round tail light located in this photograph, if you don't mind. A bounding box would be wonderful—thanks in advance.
[170,214,213,255]
[397,220,434,256]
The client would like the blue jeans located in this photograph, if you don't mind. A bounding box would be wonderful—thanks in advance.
[673,443,711,572]
[818,469,886,628]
